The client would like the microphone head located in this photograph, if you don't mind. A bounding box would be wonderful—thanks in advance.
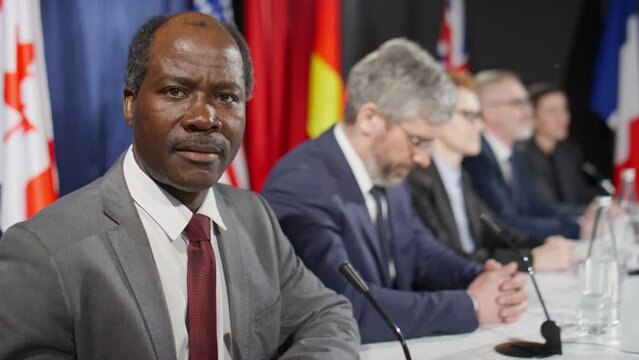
[581,162,598,178]
[479,213,502,235]
[339,262,370,294]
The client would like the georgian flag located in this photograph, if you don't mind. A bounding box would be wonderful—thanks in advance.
[0,0,58,231]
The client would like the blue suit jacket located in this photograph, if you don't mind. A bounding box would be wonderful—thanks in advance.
[263,128,483,343]
[462,137,581,239]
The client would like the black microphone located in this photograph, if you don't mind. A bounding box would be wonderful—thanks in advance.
[480,213,562,358]
[582,162,616,196]
[339,262,412,360]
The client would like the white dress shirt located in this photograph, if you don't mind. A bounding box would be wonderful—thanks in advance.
[334,124,396,281]
[432,155,476,254]
[483,131,513,185]
[123,148,232,360]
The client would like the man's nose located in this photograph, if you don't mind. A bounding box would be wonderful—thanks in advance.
[412,149,431,168]
[184,99,219,131]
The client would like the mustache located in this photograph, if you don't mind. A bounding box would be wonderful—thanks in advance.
[170,133,231,153]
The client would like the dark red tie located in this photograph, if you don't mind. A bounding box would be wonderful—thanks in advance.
[185,214,217,360]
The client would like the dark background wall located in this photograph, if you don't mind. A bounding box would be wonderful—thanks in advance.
[334,0,614,177]
[241,0,614,177]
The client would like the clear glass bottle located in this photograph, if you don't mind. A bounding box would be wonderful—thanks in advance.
[578,196,620,334]
[618,168,639,244]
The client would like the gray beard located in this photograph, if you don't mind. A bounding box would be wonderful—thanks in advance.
[365,157,405,188]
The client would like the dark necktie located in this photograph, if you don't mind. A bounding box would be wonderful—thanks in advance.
[185,214,217,360]
[370,186,394,285]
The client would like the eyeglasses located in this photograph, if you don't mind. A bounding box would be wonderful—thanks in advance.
[457,110,483,123]
[397,123,434,151]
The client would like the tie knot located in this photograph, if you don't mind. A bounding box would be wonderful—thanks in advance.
[185,214,211,242]
[370,186,386,199]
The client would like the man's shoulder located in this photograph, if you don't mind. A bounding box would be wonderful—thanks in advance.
[270,136,329,172]
[215,183,265,209]
[555,140,582,158]
[462,146,493,170]
[3,177,108,253]
[408,165,439,188]
[264,136,338,194]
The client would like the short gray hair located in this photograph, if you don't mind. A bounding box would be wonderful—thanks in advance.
[474,69,521,94]
[344,38,456,125]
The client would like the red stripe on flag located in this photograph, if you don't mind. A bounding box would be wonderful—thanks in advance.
[225,164,239,188]
[313,0,340,71]
[614,116,639,194]
[4,36,37,141]
[26,165,58,218]
[439,6,452,68]
[244,0,314,191]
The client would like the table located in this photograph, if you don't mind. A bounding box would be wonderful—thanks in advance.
[359,272,639,359]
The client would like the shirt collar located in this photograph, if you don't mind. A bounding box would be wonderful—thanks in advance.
[334,124,375,195]
[122,147,227,242]
[483,130,512,164]
[432,154,462,185]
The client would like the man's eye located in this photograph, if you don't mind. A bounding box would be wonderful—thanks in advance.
[218,94,237,104]
[166,88,186,98]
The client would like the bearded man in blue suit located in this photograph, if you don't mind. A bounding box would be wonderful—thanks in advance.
[262,39,528,343]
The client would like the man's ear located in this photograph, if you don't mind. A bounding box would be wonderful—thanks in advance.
[355,102,379,135]
[123,87,136,127]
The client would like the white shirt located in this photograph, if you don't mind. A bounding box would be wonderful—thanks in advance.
[483,131,513,185]
[334,125,396,281]
[123,148,232,360]
[432,155,476,254]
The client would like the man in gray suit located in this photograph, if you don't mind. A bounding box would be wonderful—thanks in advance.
[0,12,359,360]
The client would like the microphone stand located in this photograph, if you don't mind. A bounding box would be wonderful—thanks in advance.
[480,213,562,358]
[339,262,412,360]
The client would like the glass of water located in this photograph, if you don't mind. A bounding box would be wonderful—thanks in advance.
[577,257,620,334]
[577,196,621,334]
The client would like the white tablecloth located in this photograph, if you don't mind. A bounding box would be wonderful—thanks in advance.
[359,272,639,359]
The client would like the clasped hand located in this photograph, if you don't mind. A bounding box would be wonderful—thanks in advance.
[466,259,528,324]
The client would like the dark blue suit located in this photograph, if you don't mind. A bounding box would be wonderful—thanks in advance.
[462,136,581,239]
[263,128,483,343]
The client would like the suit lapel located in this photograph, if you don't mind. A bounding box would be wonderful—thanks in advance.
[318,129,390,284]
[101,156,176,360]
[429,165,465,253]
[554,143,573,201]
[212,188,249,359]
[482,137,507,186]
[462,172,484,248]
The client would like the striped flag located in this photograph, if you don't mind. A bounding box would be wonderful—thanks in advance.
[590,0,639,192]
[437,0,469,71]
[307,0,343,138]
[194,0,250,189]
[0,0,58,231]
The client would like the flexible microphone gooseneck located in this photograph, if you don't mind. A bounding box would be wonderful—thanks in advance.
[480,213,562,358]
[339,262,412,360]
[582,162,616,196]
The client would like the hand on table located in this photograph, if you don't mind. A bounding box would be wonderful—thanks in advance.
[467,261,528,324]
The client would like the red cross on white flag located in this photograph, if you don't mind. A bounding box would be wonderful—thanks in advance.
[1,0,58,231]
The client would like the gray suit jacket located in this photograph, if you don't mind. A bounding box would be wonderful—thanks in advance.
[0,155,359,360]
